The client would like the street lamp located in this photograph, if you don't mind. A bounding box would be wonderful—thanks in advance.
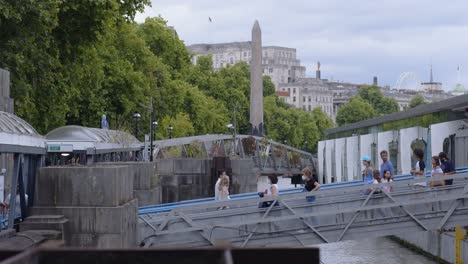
[168,125,174,139]
[227,124,236,155]
[303,140,308,152]
[133,112,141,139]
[283,139,287,145]
[150,121,158,161]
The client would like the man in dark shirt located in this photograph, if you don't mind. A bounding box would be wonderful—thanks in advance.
[439,152,455,185]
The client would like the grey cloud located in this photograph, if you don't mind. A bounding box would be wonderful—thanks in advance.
[137,0,468,90]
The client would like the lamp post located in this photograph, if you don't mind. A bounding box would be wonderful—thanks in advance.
[227,124,235,155]
[133,112,141,139]
[303,140,308,152]
[168,125,174,139]
[151,121,158,161]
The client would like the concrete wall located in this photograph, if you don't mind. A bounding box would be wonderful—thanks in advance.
[398,127,427,174]
[396,230,468,263]
[377,131,396,158]
[158,159,212,203]
[325,139,334,183]
[97,162,160,207]
[230,159,257,194]
[158,158,257,203]
[345,136,360,181]
[430,120,463,157]
[359,133,374,162]
[334,138,345,182]
[317,141,325,184]
[31,166,137,248]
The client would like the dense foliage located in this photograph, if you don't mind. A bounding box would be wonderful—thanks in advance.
[336,85,399,126]
[0,1,332,152]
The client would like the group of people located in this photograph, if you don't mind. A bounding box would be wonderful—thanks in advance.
[361,149,456,191]
[214,166,321,209]
[412,150,455,187]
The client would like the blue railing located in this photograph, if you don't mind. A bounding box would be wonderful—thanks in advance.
[137,166,468,215]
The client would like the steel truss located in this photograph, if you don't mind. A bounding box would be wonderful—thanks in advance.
[139,173,468,248]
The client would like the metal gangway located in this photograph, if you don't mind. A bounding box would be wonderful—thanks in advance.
[138,171,468,248]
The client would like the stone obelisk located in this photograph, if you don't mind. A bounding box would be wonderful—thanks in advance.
[249,20,264,136]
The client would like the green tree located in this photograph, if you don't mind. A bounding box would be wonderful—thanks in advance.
[408,94,427,108]
[158,113,195,139]
[263,75,275,97]
[336,97,378,126]
[137,17,191,77]
[358,85,399,115]
[311,107,334,142]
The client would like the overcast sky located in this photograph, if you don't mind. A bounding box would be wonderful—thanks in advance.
[136,0,468,91]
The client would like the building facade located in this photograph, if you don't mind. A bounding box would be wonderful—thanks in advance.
[187,42,306,88]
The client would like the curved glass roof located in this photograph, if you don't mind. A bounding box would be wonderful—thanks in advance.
[46,125,140,144]
[0,111,40,136]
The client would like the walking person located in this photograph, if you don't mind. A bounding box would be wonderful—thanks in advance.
[439,152,456,186]
[380,150,394,180]
[372,170,383,193]
[430,156,445,187]
[361,156,374,184]
[410,148,426,187]
[218,174,230,209]
[301,167,320,202]
[214,170,226,200]
[382,169,393,192]
[258,174,279,207]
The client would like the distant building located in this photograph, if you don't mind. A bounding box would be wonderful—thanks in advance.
[187,41,456,122]
[420,65,443,93]
[187,42,306,87]
[276,63,453,121]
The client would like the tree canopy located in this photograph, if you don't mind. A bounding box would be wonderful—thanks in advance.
[408,94,427,109]
[336,97,378,126]
[0,1,333,153]
[358,85,399,115]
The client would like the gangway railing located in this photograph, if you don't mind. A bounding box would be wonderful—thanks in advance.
[139,173,468,248]
[138,167,468,215]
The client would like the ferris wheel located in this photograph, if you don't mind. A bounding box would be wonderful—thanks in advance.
[394,72,421,90]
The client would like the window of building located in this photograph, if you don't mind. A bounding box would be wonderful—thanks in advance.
[230,58,234,64]
[282,88,285,91]
[243,52,247,57]
[288,88,290,93]
[293,88,296,93]
[269,68,273,73]
[308,105,311,111]
[308,96,311,102]
[293,97,296,102]
[303,96,306,102]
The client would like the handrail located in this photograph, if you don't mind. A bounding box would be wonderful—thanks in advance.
[138,167,468,215]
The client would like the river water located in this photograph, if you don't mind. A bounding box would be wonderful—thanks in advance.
[316,237,436,264]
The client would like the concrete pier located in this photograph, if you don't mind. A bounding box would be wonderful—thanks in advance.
[26,166,137,248]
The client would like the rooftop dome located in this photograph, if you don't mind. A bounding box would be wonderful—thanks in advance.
[0,111,40,136]
[45,125,139,144]
[452,83,466,96]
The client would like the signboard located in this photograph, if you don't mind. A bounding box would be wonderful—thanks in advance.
[47,144,73,152]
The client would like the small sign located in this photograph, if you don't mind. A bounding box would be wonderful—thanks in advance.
[47,144,73,152]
